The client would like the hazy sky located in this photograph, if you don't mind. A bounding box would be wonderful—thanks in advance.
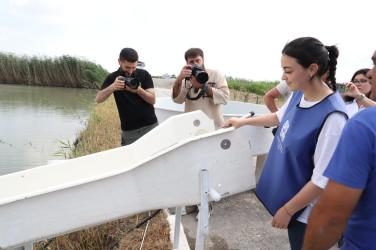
[1,0,375,82]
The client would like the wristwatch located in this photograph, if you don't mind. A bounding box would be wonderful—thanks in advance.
[357,93,365,102]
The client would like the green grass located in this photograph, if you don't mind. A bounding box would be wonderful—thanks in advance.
[226,76,279,96]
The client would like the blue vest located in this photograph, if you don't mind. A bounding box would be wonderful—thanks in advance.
[255,91,347,222]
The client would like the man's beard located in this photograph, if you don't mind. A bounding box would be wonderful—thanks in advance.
[119,68,133,76]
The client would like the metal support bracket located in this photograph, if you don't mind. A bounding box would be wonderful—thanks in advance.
[173,206,183,249]
[22,243,33,250]
[173,169,216,250]
[195,169,209,250]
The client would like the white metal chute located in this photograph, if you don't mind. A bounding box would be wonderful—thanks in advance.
[0,111,215,205]
[0,111,255,249]
[154,97,274,183]
[154,97,274,156]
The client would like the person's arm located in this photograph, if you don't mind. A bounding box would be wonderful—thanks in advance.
[356,94,376,107]
[221,112,279,129]
[173,65,191,99]
[205,84,213,97]
[302,180,363,250]
[172,77,184,99]
[96,77,124,103]
[371,85,376,101]
[264,87,282,113]
[272,181,323,229]
[96,85,114,103]
[136,86,156,105]
[221,92,293,129]
[344,82,376,108]
[200,81,229,103]
[369,59,376,101]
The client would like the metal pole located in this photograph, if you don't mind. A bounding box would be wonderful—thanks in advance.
[173,206,183,249]
[195,169,209,250]
[23,243,33,250]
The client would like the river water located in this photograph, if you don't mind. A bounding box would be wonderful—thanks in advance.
[0,84,97,176]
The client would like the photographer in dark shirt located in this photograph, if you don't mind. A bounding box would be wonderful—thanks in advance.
[96,48,158,146]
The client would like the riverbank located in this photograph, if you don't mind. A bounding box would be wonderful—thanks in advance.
[34,97,172,250]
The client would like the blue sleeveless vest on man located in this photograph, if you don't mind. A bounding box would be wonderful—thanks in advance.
[255,91,347,221]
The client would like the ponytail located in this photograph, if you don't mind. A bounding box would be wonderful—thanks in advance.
[325,45,339,90]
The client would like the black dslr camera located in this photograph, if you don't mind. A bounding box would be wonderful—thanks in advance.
[119,77,139,90]
[186,64,209,84]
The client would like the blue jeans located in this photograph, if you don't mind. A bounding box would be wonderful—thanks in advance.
[288,220,306,250]
[121,122,159,146]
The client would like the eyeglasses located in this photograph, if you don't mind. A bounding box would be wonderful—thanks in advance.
[352,78,370,84]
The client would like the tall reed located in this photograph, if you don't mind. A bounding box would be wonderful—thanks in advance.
[0,52,108,89]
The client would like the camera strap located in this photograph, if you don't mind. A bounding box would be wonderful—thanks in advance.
[186,83,208,100]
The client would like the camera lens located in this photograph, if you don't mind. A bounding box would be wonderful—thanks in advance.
[195,71,209,84]
[191,64,209,84]
[127,78,139,89]
[119,77,139,90]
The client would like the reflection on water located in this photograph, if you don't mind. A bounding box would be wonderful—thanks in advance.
[0,84,97,175]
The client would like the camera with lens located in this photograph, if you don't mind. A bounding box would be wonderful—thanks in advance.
[119,77,139,90]
[185,64,209,84]
[336,83,347,93]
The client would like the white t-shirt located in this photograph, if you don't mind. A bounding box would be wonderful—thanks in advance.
[276,80,292,100]
[276,92,347,223]
[345,99,365,118]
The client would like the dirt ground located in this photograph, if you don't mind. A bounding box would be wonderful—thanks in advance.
[230,89,286,108]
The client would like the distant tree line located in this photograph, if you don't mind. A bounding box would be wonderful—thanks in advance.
[0,52,109,89]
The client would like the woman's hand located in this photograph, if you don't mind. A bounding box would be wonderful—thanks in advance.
[343,82,361,99]
[220,117,244,129]
[272,205,292,229]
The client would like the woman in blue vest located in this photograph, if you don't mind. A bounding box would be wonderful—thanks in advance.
[221,37,348,250]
